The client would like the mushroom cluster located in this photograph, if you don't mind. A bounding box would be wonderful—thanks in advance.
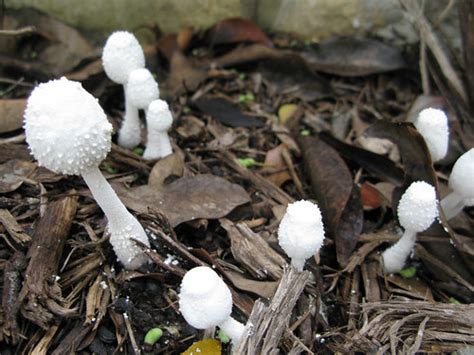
[24,77,150,270]
[102,31,173,159]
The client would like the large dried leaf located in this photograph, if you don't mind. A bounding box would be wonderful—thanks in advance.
[0,160,36,193]
[259,54,332,101]
[0,99,27,133]
[364,121,438,208]
[225,270,279,299]
[206,17,273,47]
[117,174,251,227]
[194,97,264,127]
[301,37,405,76]
[2,8,96,77]
[298,136,363,266]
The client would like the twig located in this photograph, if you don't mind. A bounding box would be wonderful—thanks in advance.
[0,26,35,36]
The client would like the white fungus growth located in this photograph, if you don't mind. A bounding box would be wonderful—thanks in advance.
[143,99,173,160]
[127,68,159,111]
[24,77,150,270]
[277,200,325,272]
[414,108,449,162]
[102,31,145,149]
[382,181,438,273]
[440,148,474,219]
[179,266,245,342]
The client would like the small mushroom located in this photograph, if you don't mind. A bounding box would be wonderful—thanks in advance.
[179,266,245,342]
[277,200,325,272]
[414,108,449,162]
[143,99,173,160]
[24,77,150,270]
[127,68,160,115]
[102,31,145,149]
[440,148,474,220]
[382,181,438,273]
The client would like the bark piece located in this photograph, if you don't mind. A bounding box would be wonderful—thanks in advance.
[19,194,78,329]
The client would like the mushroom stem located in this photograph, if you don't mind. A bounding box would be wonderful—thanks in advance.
[219,317,245,343]
[143,130,172,160]
[118,85,141,149]
[382,230,417,273]
[291,258,305,273]
[81,166,149,269]
[440,191,465,220]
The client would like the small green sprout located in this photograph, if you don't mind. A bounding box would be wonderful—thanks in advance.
[182,106,191,114]
[132,147,144,156]
[238,92,255,103]
[399,266,416,279]
[300,129,311,136]
[218,329,230,344]
[449,297,461,305]
[144,327,163,346]
[103,162,119,174]
[238,73,246,81]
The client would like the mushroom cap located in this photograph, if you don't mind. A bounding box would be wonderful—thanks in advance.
[449,148,474,205]
[179,266,232,329]
[127,68,159,109]
[147,99,173,131]
[414,108,449,162]
[102,31,145,84]
[24,77,112,175]
[278,200,325,263]
[397,181,438,232]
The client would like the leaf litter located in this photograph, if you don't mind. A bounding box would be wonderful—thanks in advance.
[0,5,473,355]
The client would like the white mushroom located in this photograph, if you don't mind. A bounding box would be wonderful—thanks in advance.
[440,148,474,220]
[127,68,159,114]
[277,200,325,272]
[24,77,150,270]
[179,266,245,342]
[382,181,438,273]
[143,99,173,160]
[413,108,449,162]
[102,31,145,149]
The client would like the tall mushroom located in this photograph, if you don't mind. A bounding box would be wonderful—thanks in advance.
[277,200,325,272]
[440,148,474,219]
[413,108,449,162]
[102,31,145,149]
[143,99,173,160]
[382,181,438,273]
[24,77,150,270]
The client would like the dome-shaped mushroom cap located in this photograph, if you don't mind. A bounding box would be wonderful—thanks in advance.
[397,181,438,232]
[179,266,232,329]
[415,108,449,161]
[278,200,325,262]
[147,99,173,131]
[102,31,145,84]
[127,68,159,109]
[449,148,474,205]
[24,77,112,175]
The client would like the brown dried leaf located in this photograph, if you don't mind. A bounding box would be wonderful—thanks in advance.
[225,270,279,299]
[164,51,208,97]
[206,17,273,48]
[298,136,362,266]
[195,97,264,127]
[0,160,36,193]
[301,36,405,76]
[386,274,434,301]
[117,174,251,227]
[0,99,26,133]
[148,153,184,189]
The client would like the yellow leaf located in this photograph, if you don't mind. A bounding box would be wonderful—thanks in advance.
[278,104,299,125]
[181,339,222,355]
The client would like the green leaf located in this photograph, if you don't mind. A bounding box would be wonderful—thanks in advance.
[218,329,230,344]
[144,327,163,345]
[133,147,144,156]
[238,158,257,168]
[399,266,416,279]
[449,297,461,305]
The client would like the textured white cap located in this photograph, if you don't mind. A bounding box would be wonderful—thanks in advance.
[147,99,173,131]
[414,108,449,162]
[102,31,145,84]
[397,181,438,232]
[24,77,112,175]
[449,148,474,205]
[278,200,325,271]
[179,266,232,329]
[127,68,159,109]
